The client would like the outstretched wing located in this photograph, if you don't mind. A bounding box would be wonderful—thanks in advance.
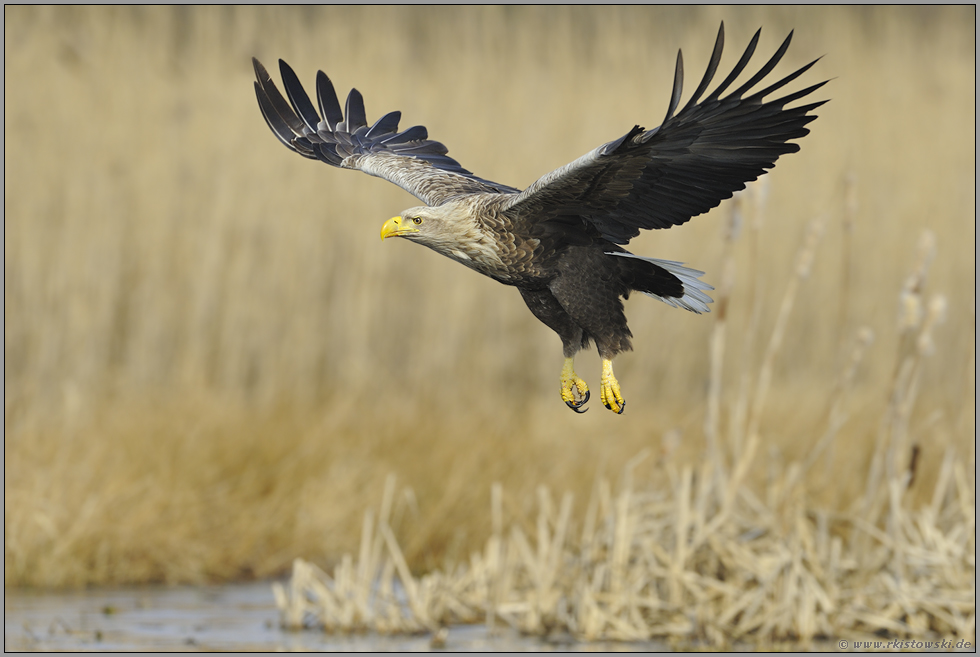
[504,23,828,244]
[252,58,518,206]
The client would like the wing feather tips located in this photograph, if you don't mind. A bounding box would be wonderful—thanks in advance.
[728,29,795,101]
[253,81,317,159]
[253,58,310,137]
[678,21,725,116]
[252,57,272,88]
[345,88,368,131]
[315,71,344,130]
[662,49,685,126]
[279,59,322,134]
[748,56,823,102]
[253,57,519,204]
[365,110,402,139]
[381,124,429,145]
[771,80,830,110]
[703,27,762,105]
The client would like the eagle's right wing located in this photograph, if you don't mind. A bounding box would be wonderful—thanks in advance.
[503,23,827,245]
[253,58,518,207]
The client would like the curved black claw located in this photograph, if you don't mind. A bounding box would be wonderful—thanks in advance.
[602,398,626,415]
[565,389,590,413]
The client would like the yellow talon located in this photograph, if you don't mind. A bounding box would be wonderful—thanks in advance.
[600,358,626,414]
[560,357,590,412]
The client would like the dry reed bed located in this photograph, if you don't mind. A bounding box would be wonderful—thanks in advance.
[4,7,974,597]
[274,218,975,645]
[276,459,973,645]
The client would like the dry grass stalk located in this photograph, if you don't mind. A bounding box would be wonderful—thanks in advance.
[704,191,743,484]
[835,172,859,348]
[803,326,875,474]
[727,176,770,461]
[709,215,826,537]
[860,231,944,525]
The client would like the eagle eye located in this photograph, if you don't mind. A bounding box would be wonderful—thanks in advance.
[412,217,423,225]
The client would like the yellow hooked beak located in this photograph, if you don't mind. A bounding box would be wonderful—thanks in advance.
[380,216,420,241]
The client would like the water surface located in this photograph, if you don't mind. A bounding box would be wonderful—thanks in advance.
[5,582,669,651]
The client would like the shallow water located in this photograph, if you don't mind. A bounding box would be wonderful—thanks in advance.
[5,581,670,651]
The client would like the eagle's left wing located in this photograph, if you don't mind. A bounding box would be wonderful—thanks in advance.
[253,58,518,207]
[503,23,827,244]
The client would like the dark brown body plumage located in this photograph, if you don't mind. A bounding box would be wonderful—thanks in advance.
[520,245,635,360]
[512,223,685,360]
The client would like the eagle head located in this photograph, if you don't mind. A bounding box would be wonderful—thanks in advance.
[381,204,467,251]
[379,206,440,243]
[380,202,504,270]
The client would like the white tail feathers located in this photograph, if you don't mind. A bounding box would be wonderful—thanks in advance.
[605,252,714,314]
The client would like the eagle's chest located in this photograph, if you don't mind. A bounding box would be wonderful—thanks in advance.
[430,228,539,286]
[479,232,549,285]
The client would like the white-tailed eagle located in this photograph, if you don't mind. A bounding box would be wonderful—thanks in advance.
[253,23,826,413]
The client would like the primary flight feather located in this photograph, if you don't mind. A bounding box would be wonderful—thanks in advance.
[253,22,827,413]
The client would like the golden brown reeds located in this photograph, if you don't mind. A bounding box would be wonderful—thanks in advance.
[280,458,973,644]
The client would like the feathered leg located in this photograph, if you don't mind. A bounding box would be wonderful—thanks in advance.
[519,287,591,412]
[547,247,635,414]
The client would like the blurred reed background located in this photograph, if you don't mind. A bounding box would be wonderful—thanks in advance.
[4,6,975,588]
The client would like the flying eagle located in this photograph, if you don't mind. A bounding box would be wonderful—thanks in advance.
[253,23,826,414]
